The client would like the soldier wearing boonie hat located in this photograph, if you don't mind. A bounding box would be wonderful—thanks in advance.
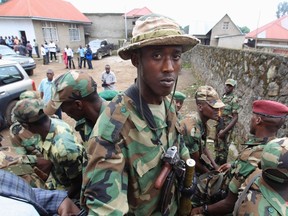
[191,99,288,215]
[13,98,86,199]
[234,137,288,215]
[180,85,225,175]
[215,78,240,165]
[82,14,199,215]
[44,71,107,146]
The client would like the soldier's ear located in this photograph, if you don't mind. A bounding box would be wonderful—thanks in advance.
[131,53,138,67]
[74,100,83,110]
[255,116,262,125]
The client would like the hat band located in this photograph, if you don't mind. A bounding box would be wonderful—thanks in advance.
[131,29,182,44]
[263,169,288,183]
[253,112,287,118]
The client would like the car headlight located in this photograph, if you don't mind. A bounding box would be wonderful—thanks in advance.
[29,59,35,64]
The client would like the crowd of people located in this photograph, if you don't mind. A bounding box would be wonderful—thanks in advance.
[0,14,287,216]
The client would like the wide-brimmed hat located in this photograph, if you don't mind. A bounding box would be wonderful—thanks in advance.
[118,14,200,60]
[195,86,225,109]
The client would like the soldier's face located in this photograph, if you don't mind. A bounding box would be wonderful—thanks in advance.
[225,85,234,94]
[175,99,184,112]
[134,45,182,104]
[61,100,83,121]
[200,102,219,121]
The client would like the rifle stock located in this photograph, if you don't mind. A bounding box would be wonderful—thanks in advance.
[179,159,196,216]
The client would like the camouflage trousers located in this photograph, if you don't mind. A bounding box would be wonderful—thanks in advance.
[214,133,231,165]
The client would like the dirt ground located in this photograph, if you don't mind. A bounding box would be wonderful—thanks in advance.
[0,54,195,146]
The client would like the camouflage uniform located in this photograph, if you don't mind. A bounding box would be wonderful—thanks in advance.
[228,135,276,195]
[13,98,86,191]
[0,146,47,188]
[235,137,288,216]
[180,112,208,164]
[215,91,240,165]
[81,93,190,215]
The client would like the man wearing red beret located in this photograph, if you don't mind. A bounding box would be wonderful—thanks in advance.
[191,99,288,215]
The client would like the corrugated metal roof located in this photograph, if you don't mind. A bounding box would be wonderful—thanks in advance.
[125,7,152,17]
[246,15,288,40]
[0,0,91,23]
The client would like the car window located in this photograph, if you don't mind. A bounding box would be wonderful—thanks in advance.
[0,46,16,55]
[0,65,23,86]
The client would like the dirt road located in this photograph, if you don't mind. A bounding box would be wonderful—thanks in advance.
[1,54,195,146]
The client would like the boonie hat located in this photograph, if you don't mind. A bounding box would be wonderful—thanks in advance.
[261,137,288,183]
[99,90,119,101]
[173,91,186,101]
[118,14,200,60]
[252,100,288,118]
[225,78,237,87]
[19,90,40,100]
[13,99,46,123]
[195,86,225,109]
[44,71,97,115]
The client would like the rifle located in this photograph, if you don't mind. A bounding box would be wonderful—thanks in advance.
[179,159,196,216]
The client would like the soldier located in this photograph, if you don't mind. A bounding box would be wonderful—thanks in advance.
[180,85,225,175]
[234,137,288,215]
[191,100,288,215]
[81,14,199,215]
[215,78,240,165]
[44,70,107,147]
[13,98,86,199]
[172,90,187,120]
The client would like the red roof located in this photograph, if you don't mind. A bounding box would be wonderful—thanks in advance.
[125,7,153,18]
[0,0,91,23]
[246,15,288,40]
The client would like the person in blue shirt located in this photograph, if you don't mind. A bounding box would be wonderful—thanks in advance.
[77,45,86,69]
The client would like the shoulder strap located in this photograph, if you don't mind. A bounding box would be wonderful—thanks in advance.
[233,172,262,216]
[125,84,161,145]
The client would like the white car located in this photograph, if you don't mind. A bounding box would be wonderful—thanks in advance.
[0,60,36,128]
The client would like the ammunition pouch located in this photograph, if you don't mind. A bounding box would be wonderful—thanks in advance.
[200,153,214,170]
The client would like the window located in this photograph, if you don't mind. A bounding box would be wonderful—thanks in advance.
[69,24,80,41]
[42,22,58,42]
[0,65,23,86]
[223,22,229,30]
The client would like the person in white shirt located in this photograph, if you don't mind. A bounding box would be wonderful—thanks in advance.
[65,45,75,69]
[48,40,57,62]
[101,64,116,90]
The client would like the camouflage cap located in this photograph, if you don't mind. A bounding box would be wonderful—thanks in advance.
[261,137,288,183]
[225,78,237,87]
[98,90,118,101]
[44,70,97,115]
[173,91,186,101]
[118,14,200,60]
[195,86,225,109]
[19,90,40,100]
[13,99,46,123]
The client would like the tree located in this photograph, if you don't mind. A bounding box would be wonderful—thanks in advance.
[239,26,250,34]
[276,1,288,18]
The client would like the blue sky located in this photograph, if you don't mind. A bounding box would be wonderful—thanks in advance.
[66,0,283,34]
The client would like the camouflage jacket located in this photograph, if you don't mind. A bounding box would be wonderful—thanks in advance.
[0,146,46,188]
[180,112,207,155]
[75,101,107,148]
[229,136,275,194]
[81,93,190,216]
[237,170,286,216]
[220,92,240,125]
[38,118,86,187]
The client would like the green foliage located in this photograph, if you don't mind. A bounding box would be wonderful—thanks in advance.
[239,26,250,34]
[276,1,288,18]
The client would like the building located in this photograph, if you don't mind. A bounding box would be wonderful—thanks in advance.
[0,0,91,54]
[193,14,245,49]
[245,15,288,55]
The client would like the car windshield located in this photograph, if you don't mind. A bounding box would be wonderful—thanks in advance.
[0,46,16,55]
[89,40,102,49]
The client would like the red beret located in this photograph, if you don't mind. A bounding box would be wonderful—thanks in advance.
[253,100,288,118]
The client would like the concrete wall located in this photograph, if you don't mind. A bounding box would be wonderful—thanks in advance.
[183,44,288,141]
[218,35,245,49]
[84,13,125,46]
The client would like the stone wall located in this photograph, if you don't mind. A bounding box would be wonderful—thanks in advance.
[183,44,288,141]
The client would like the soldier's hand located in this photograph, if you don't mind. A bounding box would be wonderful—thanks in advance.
[218,163,231,173]
[217,130,226,139]
[36,157,52,178]
[190,206,204,215]
[58,197,80,216]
